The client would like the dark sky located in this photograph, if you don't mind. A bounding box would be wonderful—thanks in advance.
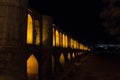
[28,0,113,45]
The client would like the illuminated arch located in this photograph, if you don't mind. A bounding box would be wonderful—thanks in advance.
[70,38,74,48]
[74,40,77,49]
[67,53,71,61]
[27,54,39,80]
[72,53,75,59]
[52,28,55,47]
[63,34,65,47]
[59,53,65,66]
[65,35,68,48]
[55,30,59,46]
[27,14,33,44]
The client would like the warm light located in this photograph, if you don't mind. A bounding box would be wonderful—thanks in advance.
[65,35,68,48]
[59,53,65,65]
[70,38,74,48]
[74,40,77,49]
[78,52,83,56]
[63,34,65,47]
[34,20,40,45]
[76,42,79,49]
[88,48,91,51]
[55,30,59,46]
[67,53,71,61]
[53,28,55,47]
[80,44,84,50]
[72,53,75,58]
[27,14,33,44]
[27,54,38,79]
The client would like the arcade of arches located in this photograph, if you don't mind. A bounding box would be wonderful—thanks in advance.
[26,13,89,80]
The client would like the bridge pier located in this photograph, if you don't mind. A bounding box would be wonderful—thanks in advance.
[0,47,27,80]
[64,52,70,67]
[52,49,80,80]
[0,0,28,80]
[53,49,63,76]
[38,48,53,80]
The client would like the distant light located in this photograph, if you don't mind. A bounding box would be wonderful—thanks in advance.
[59,53,65,65]
[67,53,71,61]
[53,24,56,26]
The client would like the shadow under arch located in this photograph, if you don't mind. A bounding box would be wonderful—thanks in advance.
[27,54,39,80]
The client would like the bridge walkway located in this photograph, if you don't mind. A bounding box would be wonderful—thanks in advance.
[61,53,120,80]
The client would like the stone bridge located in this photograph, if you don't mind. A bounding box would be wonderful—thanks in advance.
[0,0,90,80]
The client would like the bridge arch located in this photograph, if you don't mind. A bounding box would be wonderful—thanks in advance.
[27,14,33,44]
[27,54,39,80]
[59,53,65,66]
[67,52,71,61]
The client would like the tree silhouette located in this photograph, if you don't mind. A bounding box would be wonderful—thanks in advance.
[100,0,120,42]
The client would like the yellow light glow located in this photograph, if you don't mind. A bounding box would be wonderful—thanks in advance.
[55,30,59,46]
[65,35,68,48]
[70,38,74,48]
[67,53,71,61]
[63,34,65,47]
[72,53,75,58]
[27,54,38,75]
[52,28,55,46]
[80,44,84,50]
[34,20,40,45]
[76,42,79,49]
[78,52,83,56]
[27,14,33,44]
[74,40,77,49]
[59,53,65,65]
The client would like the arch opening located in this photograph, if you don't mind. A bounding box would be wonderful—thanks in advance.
[27,14,33,44]
[59,53,65,66]
[27,54,39,80]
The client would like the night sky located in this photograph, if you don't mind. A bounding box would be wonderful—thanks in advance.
[28,0,113,45]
